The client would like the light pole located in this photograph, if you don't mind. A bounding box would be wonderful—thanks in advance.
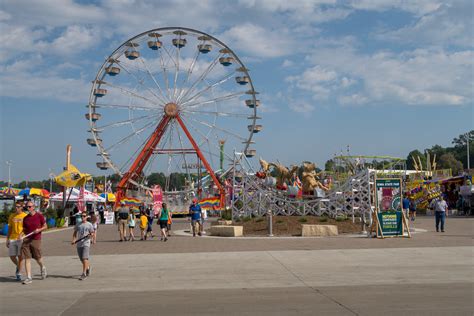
[467,132,470,170]
[6,160,13,187]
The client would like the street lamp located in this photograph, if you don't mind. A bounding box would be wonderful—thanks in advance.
[5,160,13,187]
[467,132,471,170]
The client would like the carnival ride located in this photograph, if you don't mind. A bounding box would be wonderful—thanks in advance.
[86,27,262,208]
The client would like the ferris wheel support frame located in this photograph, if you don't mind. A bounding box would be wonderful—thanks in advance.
[115,111,225,207]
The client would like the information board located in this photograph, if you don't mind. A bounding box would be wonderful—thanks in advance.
[377,211,403,236]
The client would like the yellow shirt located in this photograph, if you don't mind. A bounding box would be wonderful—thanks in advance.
[140,215,148,229]
[8,212,28,240]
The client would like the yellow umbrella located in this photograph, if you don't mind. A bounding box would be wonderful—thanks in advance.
[55,164,92,187]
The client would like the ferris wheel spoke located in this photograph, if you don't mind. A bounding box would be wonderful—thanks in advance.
[94,103,158,111]
[181,115,235,163]
[118,129,154,174]
[115,61,168,105]
[173,37,182,101]
[95,113,160,131]
[183,91,246,109]
[179,71,237,108]
[105,120,157,153]
[133,46,170,104]
[177,49,200,101]
[181,109,249,118]
[104,82,164,108]
[177,53,222,104]
[187,116,248,141]
[156,48,172,101]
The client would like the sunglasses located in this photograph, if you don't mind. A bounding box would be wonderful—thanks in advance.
[27,206,34,208]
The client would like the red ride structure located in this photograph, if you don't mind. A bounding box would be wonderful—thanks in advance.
[86,27,261,209]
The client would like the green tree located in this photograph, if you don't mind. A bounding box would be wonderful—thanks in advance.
[406,150,426,170]
[438,153,463,175]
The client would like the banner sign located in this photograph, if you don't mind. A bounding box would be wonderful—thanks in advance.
[375,178,402,212]
[152,185,163,215]
[377,211,403,236]
[104,211,114,224]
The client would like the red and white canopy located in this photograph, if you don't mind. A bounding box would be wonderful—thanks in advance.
[50,188,105,203]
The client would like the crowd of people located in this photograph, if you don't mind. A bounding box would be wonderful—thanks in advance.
[5,197,207,284]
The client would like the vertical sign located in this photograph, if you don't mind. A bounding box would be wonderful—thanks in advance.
[152,185,163,216]
[375,178,402,212]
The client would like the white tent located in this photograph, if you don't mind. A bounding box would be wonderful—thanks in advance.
[49,188,106,203]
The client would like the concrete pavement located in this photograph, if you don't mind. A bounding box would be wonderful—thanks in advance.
[0,216,472,315]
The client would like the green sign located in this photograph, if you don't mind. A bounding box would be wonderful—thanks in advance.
[377,211,403,236]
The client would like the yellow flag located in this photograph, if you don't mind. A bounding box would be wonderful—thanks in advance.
[55,164,92,188]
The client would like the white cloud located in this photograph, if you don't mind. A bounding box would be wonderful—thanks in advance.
[221,23,294,58]
[303,47,473,106]
[282,59,295,67]
[376,2,474,48]
[338,94,368,105]
[51,25,98,56]
[348,0,443,16]
[288,99,315,114]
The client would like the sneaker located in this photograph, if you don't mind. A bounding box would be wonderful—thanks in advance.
[441,230,445,232]
[15,268,21,281]
[79,274,87,281]
[164,237,168,242]
[41,266,47,279]
[86,266,91,276]
[22,277,33,285]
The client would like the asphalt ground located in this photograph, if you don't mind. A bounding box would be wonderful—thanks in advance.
[0,216,472,315]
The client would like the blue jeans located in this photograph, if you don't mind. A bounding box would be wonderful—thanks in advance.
[435,211,446,231]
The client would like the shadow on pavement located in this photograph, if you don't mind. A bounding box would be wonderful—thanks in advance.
[0,276,18,283]
[47,274,78,280]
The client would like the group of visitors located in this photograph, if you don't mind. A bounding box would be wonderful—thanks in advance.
[116,202,171,242]
[6,196,204,284]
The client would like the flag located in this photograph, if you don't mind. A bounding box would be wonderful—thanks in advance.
[152,185,163,215]
[198,197,220,210]
[78,186,85,213]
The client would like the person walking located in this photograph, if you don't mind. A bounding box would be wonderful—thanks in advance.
[6,201,27,281]
[145,207,155,239]
[158,203,170,242]
[409,199,417,223]
[432,196,448,232]
[402,194,410,219]
[139,210,148,240]
[71,213,95,280]
[20,202,47,285]
[116,202,129,242]
[127,210,136,241]
[189,198,202,237]
[90,213,99,244]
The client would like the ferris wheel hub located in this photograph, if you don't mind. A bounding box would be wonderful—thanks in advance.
[164,102,179,117]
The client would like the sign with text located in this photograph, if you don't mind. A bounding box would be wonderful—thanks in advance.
[377,211,403,236]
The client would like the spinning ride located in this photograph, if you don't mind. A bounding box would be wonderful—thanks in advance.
[86,27,261,206]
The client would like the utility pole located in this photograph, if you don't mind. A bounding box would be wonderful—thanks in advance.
[467,132,471,170]
[6,160,13,187]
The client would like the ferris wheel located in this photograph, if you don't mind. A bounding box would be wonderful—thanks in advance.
[86,27,261,203]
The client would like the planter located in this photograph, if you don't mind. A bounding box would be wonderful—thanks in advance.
[47,218,56,228]
[1,224,8,236]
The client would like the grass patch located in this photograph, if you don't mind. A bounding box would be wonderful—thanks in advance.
[255,217,264,223]
[298,217,308,223]
[242,216,252,222]
[319,216,328,222]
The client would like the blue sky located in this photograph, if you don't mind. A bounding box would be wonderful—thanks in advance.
[0,0,473,183]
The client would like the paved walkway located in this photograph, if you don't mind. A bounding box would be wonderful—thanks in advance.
[0,216,472,315]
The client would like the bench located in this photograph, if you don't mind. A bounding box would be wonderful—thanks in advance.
[209,225,243,237]
[301,224,338,237]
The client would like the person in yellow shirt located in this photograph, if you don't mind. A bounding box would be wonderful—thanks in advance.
[139,210,148,240]
[6,201,28,281]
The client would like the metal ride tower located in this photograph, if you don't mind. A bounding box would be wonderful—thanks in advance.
[86,27,262,206]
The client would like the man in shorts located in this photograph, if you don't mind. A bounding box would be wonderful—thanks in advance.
[72,213,95,280]
[20,202,47,285]
[116,201,129,242]
[6,201,27,280]
[189,198,202,236]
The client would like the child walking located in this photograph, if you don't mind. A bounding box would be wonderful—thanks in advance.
[139,210,148,240]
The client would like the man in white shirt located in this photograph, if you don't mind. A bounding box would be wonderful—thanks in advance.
[431,196,448,232]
